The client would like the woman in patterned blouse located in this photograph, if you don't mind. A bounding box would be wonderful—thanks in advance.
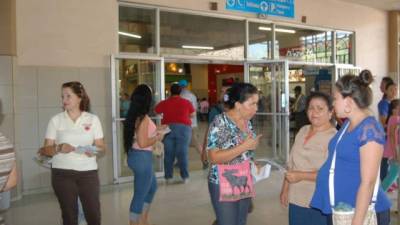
[206,83,262,225]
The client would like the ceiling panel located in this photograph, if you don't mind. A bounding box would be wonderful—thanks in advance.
[338,0,400,11]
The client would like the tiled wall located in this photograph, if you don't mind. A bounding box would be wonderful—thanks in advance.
[14,65,113,193]
[0,56,14,141]
[0,56,19,198]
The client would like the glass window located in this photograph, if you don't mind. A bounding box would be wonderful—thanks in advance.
[160,11,245,59]
[248,23,273,60]
[336,31,354,64]
[276,26,332,63]
[118,59,159,103]
[119,6,156,53]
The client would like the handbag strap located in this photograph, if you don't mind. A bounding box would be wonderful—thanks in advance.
[328,122,381,209]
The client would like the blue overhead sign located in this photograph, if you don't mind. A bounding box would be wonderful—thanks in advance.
[226,0,294,18]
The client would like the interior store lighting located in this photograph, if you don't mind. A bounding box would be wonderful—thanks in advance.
[182,45,214,50]
[258,26,296,34]
[336,30,353,35]
[118,31,142,39]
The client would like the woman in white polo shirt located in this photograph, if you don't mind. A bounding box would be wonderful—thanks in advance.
[39,81,105,225]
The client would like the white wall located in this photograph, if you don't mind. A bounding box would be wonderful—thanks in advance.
[16,0,117,67]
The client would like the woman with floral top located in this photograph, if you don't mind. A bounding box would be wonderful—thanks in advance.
[206,83,261,225]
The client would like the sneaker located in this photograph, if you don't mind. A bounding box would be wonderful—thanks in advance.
[0,215,5,225]
[182,178,190,184]
[202,161,209,170]
[165,178,175,185]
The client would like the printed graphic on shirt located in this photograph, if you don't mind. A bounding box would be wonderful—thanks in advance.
[82,123,92,131]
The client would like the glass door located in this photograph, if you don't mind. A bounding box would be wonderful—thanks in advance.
[334,64,361,80]
[333,64,361,96]
[245,60,290,165]
[111,55,164,183]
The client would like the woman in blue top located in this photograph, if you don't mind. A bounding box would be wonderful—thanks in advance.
[311,70,391,225]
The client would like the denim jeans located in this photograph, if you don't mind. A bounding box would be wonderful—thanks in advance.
[208,181,251,225]
[380,158,389,181]
[289,204,328,225]
[127,149,157,220]
[163,124,192,179]
[327,210,390,225]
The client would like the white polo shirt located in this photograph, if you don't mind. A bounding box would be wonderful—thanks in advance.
[45,111,104,171]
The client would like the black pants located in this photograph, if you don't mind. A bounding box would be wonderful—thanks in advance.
[52,168,101,225]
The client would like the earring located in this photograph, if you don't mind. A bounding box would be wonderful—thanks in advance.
[344,107,351,114]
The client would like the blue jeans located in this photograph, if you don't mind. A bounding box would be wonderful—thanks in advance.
[289,204,328,225]
[127,149,157,219]
[208,181,251,225]
[380,158,389,181]
[163,124,192,179]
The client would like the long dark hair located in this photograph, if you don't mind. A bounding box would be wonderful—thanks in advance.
[386,99,400,127]
[123,84,153,153]
[62,81,91,112]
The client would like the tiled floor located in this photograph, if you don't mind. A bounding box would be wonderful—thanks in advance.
[6,170,288,225]
[5,169,400,225]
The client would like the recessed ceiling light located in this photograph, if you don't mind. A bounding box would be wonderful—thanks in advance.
[182,45,214,50]
[118,31,142,39]
[258,26,296,34]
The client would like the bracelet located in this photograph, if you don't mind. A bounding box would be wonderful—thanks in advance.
[56,144,62,153]
[155,135,160,142]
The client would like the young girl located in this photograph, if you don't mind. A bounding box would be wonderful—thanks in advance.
[381,99,400,181]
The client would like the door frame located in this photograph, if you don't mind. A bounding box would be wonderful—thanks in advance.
[244,59,290,162]
[333,64,361,94]
[110,54,361,183]
[110,54,165,184]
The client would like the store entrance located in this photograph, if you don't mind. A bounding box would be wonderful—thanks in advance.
[247,61,290,164]
[163,61,294,171]
[287,64,334,143]
[111,56,361,183]
[163,62,244,171]
[246,61,356,164]
[111,55,164,183]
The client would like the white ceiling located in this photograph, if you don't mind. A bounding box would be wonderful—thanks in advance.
[339,0,400,11]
